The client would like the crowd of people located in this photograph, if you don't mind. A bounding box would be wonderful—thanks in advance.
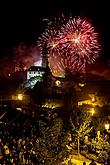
[0,111,105,165]
[0,114,41,165]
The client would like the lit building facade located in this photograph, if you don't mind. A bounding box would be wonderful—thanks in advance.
[27,66,45,80]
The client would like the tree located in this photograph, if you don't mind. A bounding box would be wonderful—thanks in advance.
[93,135,110,163]
[70,108,93,154]
[34,109,70,165]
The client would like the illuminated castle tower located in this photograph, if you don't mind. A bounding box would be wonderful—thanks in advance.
[42,43,49,68]
[41,43,51,84]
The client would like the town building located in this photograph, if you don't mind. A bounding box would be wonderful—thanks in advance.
[27,66,45,80]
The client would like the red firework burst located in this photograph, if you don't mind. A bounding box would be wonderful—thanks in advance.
[59,17,100,62]
[38,16,101,77]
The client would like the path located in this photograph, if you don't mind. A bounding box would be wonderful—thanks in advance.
[62,154,102,165]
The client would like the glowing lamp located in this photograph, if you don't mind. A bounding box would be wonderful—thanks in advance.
[55,80,61,87]
[92,97,95,102]
[91,108,95,116]
[79,83,85,87]
[18,94,23,100]
[105,123,110,130]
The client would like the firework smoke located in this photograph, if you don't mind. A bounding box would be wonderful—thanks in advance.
[0,43,41,77]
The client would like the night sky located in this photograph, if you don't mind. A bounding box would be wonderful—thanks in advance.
[0,1,110,62]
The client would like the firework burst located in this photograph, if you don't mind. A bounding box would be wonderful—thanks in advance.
[59,17,100,63]
[38,16,101,77]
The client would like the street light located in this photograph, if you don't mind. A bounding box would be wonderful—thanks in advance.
[90,108,95,116]
[17,94,23,100]
[105,122,110,130]
[97,130,100,141]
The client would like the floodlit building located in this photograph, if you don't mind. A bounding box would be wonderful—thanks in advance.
[78,93,105,107]
[27,66,45,80]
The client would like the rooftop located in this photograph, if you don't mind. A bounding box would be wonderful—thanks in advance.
[28,66,45,72]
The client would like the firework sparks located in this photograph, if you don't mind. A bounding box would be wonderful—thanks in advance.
[60,17,100,60]
[38,16,101,77]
